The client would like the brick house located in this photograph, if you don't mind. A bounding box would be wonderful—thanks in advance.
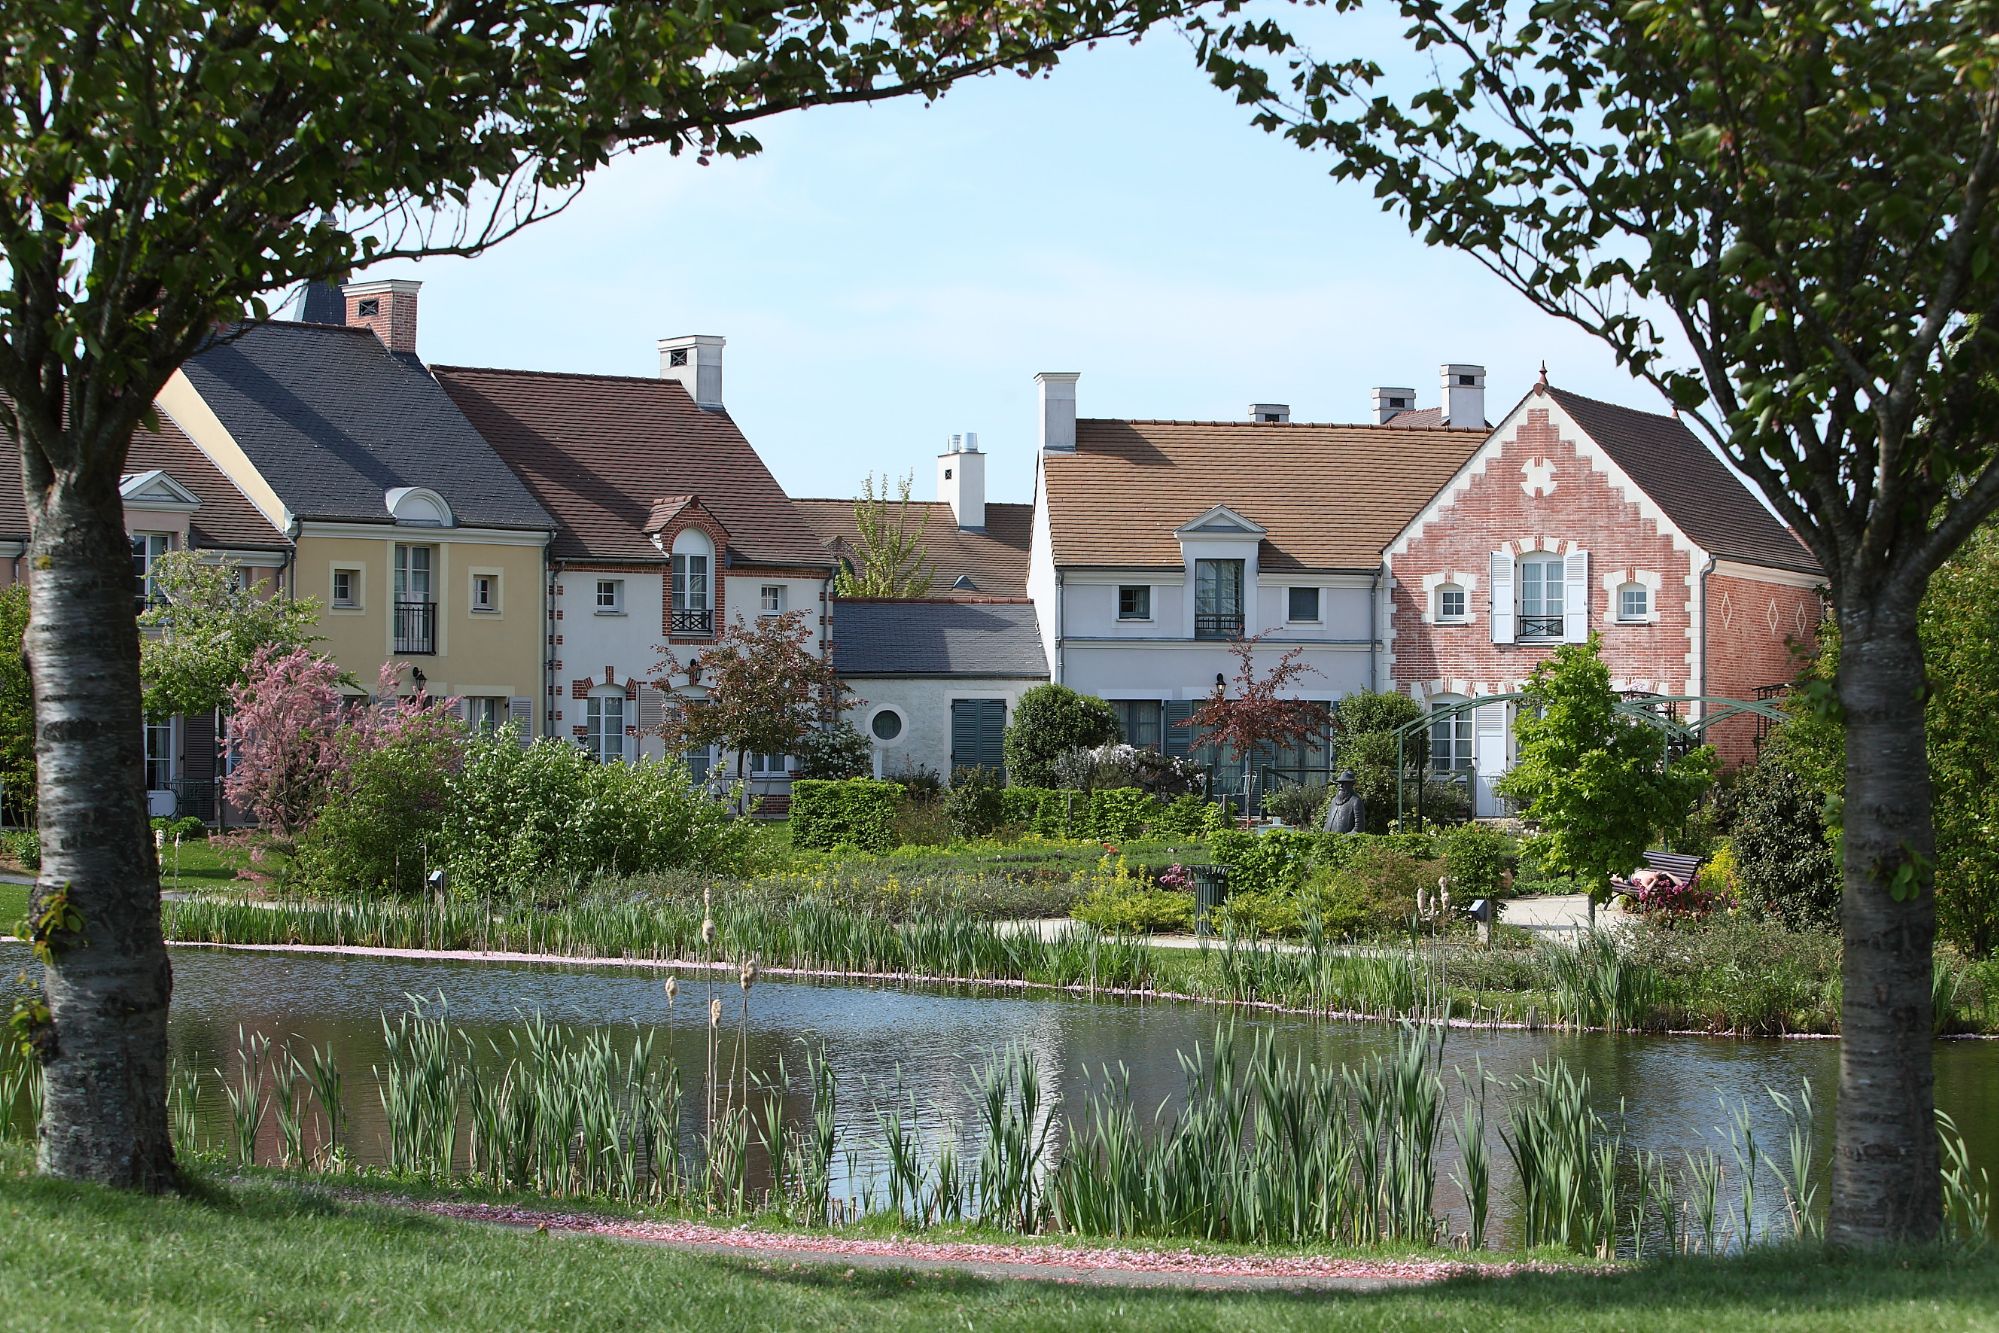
[1382,375,1823,815]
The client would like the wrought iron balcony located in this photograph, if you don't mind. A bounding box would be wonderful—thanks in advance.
[670,606,714,636]
[1194,612,1245,640]
[1518,613,1564,639]
[394,599,436,654]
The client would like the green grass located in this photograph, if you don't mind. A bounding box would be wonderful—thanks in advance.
[0,881,24,928]
[154,836,260,891]
[1,1148,1995,1331]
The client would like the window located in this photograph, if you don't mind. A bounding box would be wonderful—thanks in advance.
[471,572,499,613]
[870,710,903,742]
[1518,554,1565,638]
[595,579,624,614]
[1436,584,1467,623]
[1429,702,1473,775]
[1618,583,1650,622]
[670,551,711,633]
[1194,559,1245,638]
[143,717,175,791]
[751,752,791,777]
[466,697,506,735]
[1288,587,1321,622]
[1117,585,1151,620]
[684,744,719,787]
[131,532,172,610]
[1111,700,1163,750]
[760,585,785,616]
[331,568,359,608]
[584,694,626,764]
[394,544,436,653]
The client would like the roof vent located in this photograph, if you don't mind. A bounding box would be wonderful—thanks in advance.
[952,574,978,591]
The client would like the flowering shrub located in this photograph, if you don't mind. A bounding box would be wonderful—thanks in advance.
[1632,870,1732,919]
[223,646,347,835]
[1156,863,1193,891]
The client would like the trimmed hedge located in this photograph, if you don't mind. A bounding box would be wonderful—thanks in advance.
[991,786,1167,841]
[1207,828,1442,896]
[789,778,901,853]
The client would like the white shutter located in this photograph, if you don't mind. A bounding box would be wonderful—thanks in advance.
[1472,701,1509,818]
[507,696,534,747]
[637,683,665,734]
[1563,549,1590,642]
[1489,550,1515,644]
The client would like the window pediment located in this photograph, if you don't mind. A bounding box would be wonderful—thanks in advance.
[1174,504,1266,540]
[119,469,201,510]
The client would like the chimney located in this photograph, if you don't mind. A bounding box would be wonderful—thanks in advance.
[938,431,987,530]
[1371,385,1416,425]
[658,334,726,409]
[1441,363,1487,428]
[342,279,421,353]
[1035,372,1079,453]
[1249,403,1291,423]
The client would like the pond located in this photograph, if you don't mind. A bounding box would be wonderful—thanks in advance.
[7,942,1996,1246]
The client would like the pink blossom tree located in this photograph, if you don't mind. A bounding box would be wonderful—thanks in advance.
[222,646,346,837]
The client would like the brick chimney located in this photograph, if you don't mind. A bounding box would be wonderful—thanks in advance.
[342,279,421,353]
[659,334,725,409]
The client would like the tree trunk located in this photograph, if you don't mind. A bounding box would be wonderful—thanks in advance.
[1829,604,1938,1246]
[25,471,177,1191]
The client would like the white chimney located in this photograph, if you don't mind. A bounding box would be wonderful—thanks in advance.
[658,334,726,409]
[1035,371,1079,453]
[1371,385,1417,424]
[938,431,987,530]
[1249,403,1291,423]
[1441,363,1487,428]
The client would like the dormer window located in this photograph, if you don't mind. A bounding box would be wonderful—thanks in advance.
[356,297,380,318]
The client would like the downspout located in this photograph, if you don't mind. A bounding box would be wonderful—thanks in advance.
[1695,553,1717,713]
[1054,569,1065,685]
[543,548,556,743]
[1368,566,1381,691]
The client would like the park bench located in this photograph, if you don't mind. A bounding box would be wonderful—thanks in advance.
[1608,850,1704,901]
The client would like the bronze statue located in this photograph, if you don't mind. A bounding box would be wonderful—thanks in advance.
[1322,768,1366,834]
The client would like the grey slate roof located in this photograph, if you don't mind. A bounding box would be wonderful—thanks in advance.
[1548,386,1818,575]
[181,322,554,530]
[832,600,1048,678]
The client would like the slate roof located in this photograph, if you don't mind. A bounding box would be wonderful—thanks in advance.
[793,499,1033,597]
[432,366,831,569]
[0,403,288,550]
[1546,387,1818,575]
[832,599,1047,677]
[179,323,554,530]
[1043,419,1486,572]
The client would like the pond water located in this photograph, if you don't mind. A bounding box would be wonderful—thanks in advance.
[8,943,1996,1245]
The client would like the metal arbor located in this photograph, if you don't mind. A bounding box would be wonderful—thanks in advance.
[1389,691,1791,826]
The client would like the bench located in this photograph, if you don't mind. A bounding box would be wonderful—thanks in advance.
[1609,850,1704,900]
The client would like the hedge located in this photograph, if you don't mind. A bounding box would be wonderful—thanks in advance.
[1207,828,1443,896]
[789,778,901,853]
[989,786,1166,841]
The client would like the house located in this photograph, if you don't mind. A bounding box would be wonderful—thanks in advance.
[0,406,292,821]
[1026,367,1489,795]
[158,281,555,736]
[796,433,1047,780]
[433,338,836,800]
[1383,373,1822,814]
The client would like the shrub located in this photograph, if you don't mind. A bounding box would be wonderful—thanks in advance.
[1723,756,1839,933]
[291,731,458,897]
[892,791,953,847]
[4,827,38,871]
[150,814,208,844]
[1262,781,1328,829]
[1631,870,1730,919]
[1441,822,1512,900]
[1150,794,1212,839]
[1207,827,1318,896]
[1002,684,1119,788]
[1087,787,1158,842]
[890,766,945,800]
[794,721,873,780]
[1334,690,1423,832]
[1214,889,1300,936]
[789,777,901,853]
[1069,854,1190,933]
[944,766,1005,839]
[1050,742,1201,799]
[1312,843,1439,937]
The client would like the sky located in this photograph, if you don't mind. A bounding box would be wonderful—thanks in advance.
[340,15,1651,507]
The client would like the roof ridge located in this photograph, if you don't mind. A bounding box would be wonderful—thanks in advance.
[431,362,700,395]
[1545,383,1683,427]
[1082,417,1486,432]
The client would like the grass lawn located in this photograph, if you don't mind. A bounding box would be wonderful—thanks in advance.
[0,881,23,927]
[1,1152,1996,1331]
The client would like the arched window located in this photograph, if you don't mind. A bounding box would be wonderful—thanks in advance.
[670,530,713,634]
[584,687,628,765]
[1428,695,1473,775]
[1617,582,1650,622]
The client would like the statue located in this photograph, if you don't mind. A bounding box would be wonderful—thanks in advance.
[1322,768,1366,834]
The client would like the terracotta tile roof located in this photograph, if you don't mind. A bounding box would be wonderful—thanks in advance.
[0,402,289,550]
[1044,419,1486,572]
[1546,387,1819,575]
[792,499,1033,597]
[432,366,831,569]
[644,496,699,533]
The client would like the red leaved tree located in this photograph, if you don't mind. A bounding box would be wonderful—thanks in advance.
[222,646,346,837]
[1181,636,1325,814]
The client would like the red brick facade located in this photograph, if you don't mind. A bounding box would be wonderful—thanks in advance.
[1703,572,1823,764]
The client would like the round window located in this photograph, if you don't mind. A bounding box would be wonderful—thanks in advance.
[870,710,903,741]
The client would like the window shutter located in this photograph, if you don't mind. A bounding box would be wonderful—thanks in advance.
[1489,550,1515,643]
[507,696,534,747]
[1162,700,1197,758]
[1472,701,1509,818]
[182,710,217,784]
[1563,549,1590,642]
[951,699,1007,773]
[637,683,665,735]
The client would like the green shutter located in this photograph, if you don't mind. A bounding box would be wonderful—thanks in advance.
[951,698,1007,773]
[1163,700,1197,758]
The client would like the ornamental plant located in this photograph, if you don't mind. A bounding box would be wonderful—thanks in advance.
[1002,685,1120,788]
[222,646,347,837]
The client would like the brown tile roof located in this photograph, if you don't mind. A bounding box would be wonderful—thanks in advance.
[432,365,831,569]
[0,404,288,550]
[1044,419,1486,572]
[1546,387,1818,575]
[792,498,1033,597]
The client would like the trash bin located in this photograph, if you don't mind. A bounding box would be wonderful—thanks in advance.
[1189,864,1229,936]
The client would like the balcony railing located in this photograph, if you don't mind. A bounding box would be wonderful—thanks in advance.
[395,599,436,654]
[1194,611,1245,640]
[1518,613,1564,639]
[670,606,714,636]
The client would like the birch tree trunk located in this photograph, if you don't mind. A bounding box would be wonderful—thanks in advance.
[1829,602,1938,1245]
[24,465,176,1191]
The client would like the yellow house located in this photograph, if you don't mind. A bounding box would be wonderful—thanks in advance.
[159,281,553,733]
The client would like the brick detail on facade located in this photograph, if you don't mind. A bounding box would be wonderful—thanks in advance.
[653,498,730,645]
[1703,572,1824,765]
[570,678,591,700]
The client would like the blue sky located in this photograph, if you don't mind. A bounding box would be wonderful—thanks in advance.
[347,19,1648,506]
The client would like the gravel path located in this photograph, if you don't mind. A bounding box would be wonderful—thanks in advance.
[390,1196,1565,1292]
